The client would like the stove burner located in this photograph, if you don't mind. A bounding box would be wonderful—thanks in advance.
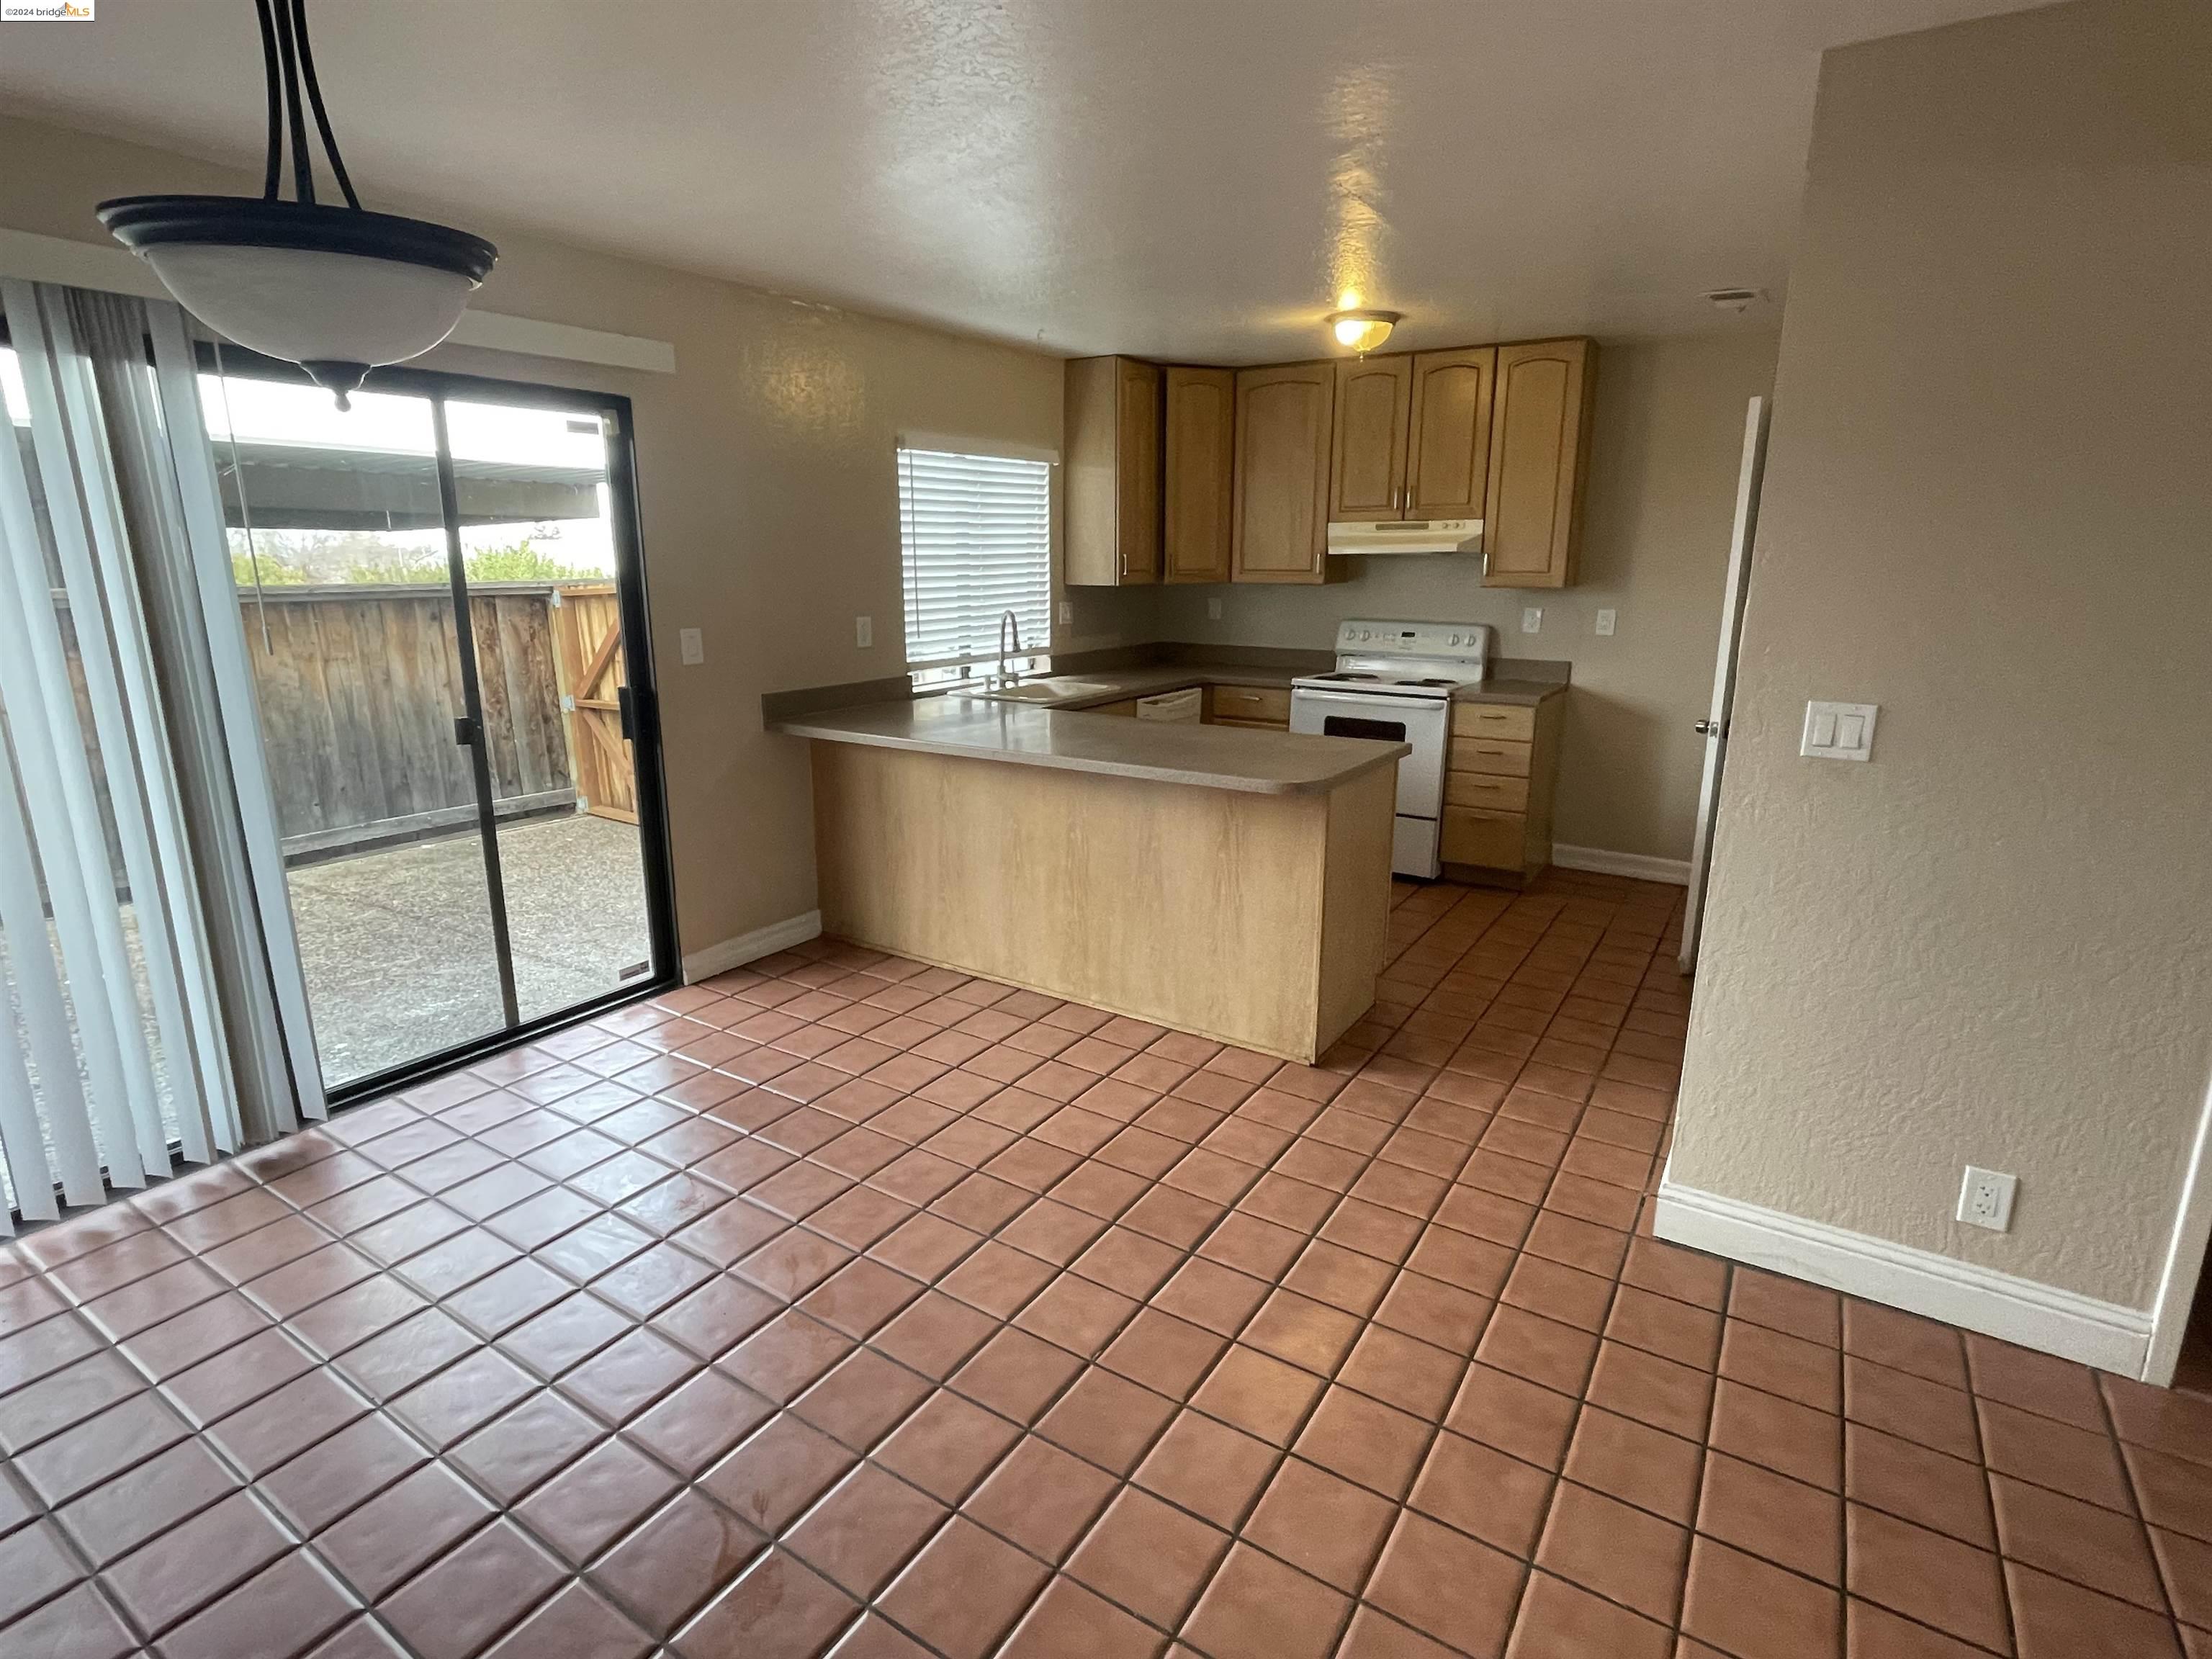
[1406,678,1460,688]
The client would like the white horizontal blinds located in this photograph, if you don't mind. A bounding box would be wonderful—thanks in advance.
[896,444,1052,672]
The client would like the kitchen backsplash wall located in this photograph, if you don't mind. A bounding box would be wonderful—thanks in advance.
[1153,333,1781,864]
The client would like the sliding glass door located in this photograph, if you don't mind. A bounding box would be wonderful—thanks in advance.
[205,354,673,1100]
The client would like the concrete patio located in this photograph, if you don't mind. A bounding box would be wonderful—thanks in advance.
[287,811,654,1089]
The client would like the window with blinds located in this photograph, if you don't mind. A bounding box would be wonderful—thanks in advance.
[896,444,1052,676]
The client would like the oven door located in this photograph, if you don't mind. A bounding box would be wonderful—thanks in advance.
[1289,688,1450,876]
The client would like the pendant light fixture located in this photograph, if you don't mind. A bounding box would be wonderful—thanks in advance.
[97,0,496,408]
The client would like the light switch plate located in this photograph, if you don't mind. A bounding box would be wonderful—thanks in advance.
[1595,609,1617,637]
[678,627,704,665]
[855,615,873,648]
[1521,607,1543,634]
[1057,598,1074,626]
[1802,700,1878,761]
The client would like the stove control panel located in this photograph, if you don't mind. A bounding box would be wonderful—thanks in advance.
[1334,619,1494,666]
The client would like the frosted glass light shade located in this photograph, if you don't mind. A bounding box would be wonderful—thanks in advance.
[144,244,473,371]
[98,195,497,403]
[1325,308,1403,355]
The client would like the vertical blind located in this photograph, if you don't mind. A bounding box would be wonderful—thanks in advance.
[896,443,1053,673]
[0,282,320,1230]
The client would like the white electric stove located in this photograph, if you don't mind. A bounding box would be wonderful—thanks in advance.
[1290,620,1495,878]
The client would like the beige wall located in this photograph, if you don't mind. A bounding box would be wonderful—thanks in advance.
[1669,0,2212,1309]
[0,114,1156,963]
[1152,333,1779,863]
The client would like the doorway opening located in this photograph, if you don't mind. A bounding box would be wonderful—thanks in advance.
[204,349,677,1104]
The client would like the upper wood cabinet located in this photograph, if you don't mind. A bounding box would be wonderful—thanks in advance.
[1328,346,1498,526]
[1329,356,1413,520]
[1407,346,1497,519]
[1066,356,1161,586]
[1231,363,1336,584]
[1483,338,1596,589]
[1162,367,1235,584]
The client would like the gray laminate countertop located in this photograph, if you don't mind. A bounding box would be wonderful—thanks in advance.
[770,696,1410,796]
[967,665,1568,710]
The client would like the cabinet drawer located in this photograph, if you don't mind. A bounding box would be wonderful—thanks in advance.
[1451,703,1536,743]
[1209,685,1291,724]
[1444,772,1529,812]
[1441,806,1527,869]
[1448,737,1532,777]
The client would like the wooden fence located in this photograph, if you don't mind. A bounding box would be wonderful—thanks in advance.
[235,581,606,859]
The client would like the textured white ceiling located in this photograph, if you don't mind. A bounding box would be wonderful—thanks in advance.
[0,0,2038,359]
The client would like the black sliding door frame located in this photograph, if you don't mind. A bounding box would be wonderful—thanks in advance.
[200,343,680,1109]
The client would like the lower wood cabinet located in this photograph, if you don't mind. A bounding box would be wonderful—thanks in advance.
[1439,694,1565,884]
[1205,685,1291,727]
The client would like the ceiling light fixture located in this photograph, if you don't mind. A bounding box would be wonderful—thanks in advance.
[1326,308,1401,355]
[97,0,496,408]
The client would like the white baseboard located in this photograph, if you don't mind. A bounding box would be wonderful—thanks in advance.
[681,909,822,982]
[1655,1181,2152,1377]
[1550,843,1693,886]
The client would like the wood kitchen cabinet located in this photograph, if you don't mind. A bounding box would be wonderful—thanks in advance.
[1329,346,1498,525]
[1205,684,1291,729]
[1162,367,1235,583]
[1439,693,1565,884]
[1407,346,1498,518]
[1066,356,1161,586]
[1329,354,1413,520]
[1231,363,1337,584]
[1483,338,1596,589]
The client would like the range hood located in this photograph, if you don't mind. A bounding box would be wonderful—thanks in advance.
[1326,518,1483,557]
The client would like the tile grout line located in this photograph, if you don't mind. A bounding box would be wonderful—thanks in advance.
[27,874,2155,1659]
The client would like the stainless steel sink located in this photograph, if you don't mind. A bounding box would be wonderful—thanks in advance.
[978,680,1119,703]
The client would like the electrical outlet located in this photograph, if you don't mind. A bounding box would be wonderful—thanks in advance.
[1956,1166,2018,1231]
[1206,597,1223,621]
[1595,608,1617,637]
[678,627,703,665]
[1521,607,1543,634]
[854,615,873,648]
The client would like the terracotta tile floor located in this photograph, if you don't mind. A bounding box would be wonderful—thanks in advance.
[4,871,2211,1659]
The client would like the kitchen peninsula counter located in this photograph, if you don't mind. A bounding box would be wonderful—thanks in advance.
[770,696,1407,795]
[772,694,1405,1063]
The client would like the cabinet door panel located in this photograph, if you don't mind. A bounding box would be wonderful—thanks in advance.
[1406,347,1496,519]
[1117,359,1162,583]
[1164,367,1234,583]
[1483,339,1594,588]
[1330,355,1412,521]
[1441,806,1527,869]
[1232,364,1334,583]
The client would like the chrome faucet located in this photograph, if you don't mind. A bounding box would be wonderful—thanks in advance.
[992,609,1024,688]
